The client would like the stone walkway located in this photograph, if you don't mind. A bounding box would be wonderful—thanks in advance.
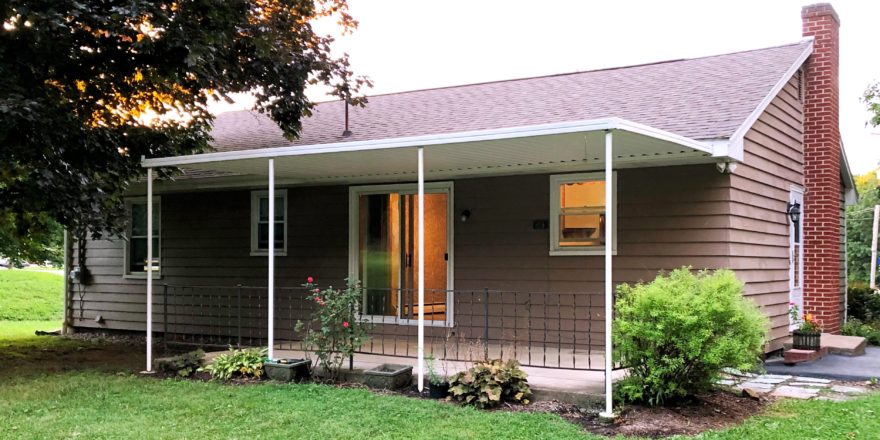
[719,369,873,401]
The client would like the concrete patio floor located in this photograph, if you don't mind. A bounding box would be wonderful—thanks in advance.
[765,347,880,381]
[203,347,623,406]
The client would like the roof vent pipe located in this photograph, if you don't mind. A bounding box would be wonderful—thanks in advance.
[342,102,352,137]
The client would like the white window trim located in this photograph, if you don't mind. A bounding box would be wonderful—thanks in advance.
[549,172,618,256]
[348,182,455,328]
[250,189,288,256]
[123,196,162,280]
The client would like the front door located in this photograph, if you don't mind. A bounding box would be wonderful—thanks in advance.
[789,187,804,329]
[352,183,452,325]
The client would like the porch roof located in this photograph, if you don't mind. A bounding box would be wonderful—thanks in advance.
[141,117,719,185]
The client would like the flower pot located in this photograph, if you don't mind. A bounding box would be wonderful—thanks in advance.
[792,330,821,350]
[264,358,311,382]
[364,364,413,389]
[429,381,450,399]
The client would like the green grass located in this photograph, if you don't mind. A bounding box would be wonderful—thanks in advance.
[0,270,64,320]
[0,321,879,439]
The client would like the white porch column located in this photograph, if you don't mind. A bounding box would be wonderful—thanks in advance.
[146,167,154,372]
[268,158,275,361]
[417,147,425,392]
[600,130,614,418]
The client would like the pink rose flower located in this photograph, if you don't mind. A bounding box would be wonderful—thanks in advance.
[343,321,349,328]
[307,276,314,283]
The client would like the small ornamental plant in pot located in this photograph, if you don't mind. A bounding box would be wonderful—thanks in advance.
[426,354,450,399]
[264,358,311,382]
[294,277,371,382]
[789,303,822,350]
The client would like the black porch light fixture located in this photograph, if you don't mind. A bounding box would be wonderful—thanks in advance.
[787,201,801,223]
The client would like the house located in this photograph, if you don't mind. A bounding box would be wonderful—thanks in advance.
[64,3,854,397]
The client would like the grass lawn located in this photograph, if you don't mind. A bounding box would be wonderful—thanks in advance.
[1,321,879,439]
[0,269,64,321]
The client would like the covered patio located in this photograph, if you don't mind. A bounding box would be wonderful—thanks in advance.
[140,117,723,415]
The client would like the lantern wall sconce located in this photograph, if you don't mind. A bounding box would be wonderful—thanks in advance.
[787,201,801,224]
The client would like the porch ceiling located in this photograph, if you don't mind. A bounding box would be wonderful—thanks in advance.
[142,118,721,185]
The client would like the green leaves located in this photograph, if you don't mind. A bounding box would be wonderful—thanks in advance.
[199,347,267,381]
[297,278,371,381]
[613,268,768,406]
[447,359,532,409]
[0,0,369,248]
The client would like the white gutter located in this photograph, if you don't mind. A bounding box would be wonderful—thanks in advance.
[141,117,717,168]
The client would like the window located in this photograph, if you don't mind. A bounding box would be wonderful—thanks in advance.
[549,172,617,255]
[124,197,161,278]
[251,190,287,256]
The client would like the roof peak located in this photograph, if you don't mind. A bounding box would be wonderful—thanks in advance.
[298,39,811,105]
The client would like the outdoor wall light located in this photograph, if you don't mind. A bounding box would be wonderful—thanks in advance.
[460,209,471,222]
[787,201,801,224]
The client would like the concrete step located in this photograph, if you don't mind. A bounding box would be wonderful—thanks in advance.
[782,333,867,356]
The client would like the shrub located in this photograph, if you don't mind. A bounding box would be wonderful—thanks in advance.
[156,349,204,377]
[613,268,768,406]
[847,284,880,322]
[841,318,880,345]
[447,359,532,409]
[199,347,267,381]
[294,277,371,381]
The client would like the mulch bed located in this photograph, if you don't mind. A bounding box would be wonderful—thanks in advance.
[509,391,767,438]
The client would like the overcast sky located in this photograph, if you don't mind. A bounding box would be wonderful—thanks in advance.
[214,0,880,174]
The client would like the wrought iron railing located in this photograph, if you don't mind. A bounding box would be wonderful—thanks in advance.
[158,284,605,370]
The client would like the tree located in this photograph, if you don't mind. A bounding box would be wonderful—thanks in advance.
[847,171,880,284]
[864,82,880,128]
[0,0,369,255]
[0,215,63,267]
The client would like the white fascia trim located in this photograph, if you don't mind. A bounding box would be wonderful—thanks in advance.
[141,117,715,168]
[723,38,814,161]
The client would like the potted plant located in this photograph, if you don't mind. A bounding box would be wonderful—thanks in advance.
[264,358,311,382]
[364,364,413,389]
[789,303,822,350]
[426,354,450,398]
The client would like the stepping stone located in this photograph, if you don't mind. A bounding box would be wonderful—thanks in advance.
[830,385,866,394]
[752,377,788,384]
[717,379,737,386]
[762,374,793,380]
[816,396,848,402]
[722,368,757,378]
[771,386,820,399]
[793,377,832,384]
[740,381,775,391]
[789,382,830,387]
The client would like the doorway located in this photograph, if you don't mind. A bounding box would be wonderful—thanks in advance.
[349,183,453,326]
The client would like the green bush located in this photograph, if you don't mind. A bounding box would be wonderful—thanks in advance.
[613,268,768,406]
[447,359,532,409]
[841,318,880,345]
[155,349,205,377]
[847,284,880,322]
[199,347,267,381]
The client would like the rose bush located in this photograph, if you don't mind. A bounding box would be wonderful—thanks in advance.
[295,277,371,381]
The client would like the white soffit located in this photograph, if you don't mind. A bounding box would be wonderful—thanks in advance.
[142,118,718,185]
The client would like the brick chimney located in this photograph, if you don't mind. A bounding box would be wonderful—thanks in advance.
[801,3,843,333]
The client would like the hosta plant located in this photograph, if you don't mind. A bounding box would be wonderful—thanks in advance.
[447,359,532,409]
[199,347,267,381]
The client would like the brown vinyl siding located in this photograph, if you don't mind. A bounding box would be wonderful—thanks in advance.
[730,74,804,351]
[71,165,732,348]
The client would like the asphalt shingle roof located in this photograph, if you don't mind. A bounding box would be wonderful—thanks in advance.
[208,41,810,152]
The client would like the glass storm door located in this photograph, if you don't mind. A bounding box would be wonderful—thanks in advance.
[789,187,804,329]
[356,187,449,324]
